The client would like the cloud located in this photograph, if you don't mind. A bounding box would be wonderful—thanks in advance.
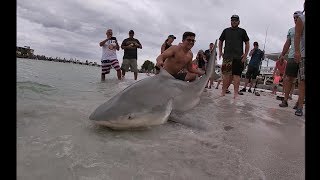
[17,0,304,67]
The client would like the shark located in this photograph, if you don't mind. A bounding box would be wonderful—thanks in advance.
[89,40,217,129]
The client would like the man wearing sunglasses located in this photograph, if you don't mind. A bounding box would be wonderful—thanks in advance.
[156,31,205,81]
[219,15,250,99]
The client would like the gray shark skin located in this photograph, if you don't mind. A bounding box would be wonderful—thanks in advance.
[89,40,217,129]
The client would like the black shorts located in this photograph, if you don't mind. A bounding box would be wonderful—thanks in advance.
[173,72,187,81]
[245,65,259,79]
[231,58,244,76]
[285,58,299,77]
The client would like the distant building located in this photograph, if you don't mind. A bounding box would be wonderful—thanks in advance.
[16,46,34,58]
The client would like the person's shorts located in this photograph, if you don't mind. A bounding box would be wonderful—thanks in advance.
[285,58,299,77]
[298,57,305,81]
[222,58,244,76]
[245,65,259,79]
[121,59,138,73]
[101,59,120,74]
[173,72,187,81]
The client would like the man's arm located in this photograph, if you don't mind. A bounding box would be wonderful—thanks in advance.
[187,56,205,75]
[241,41,250,62]
[99,39,108,47]
[218,40,223,59]
[160,43,166,54]
[121,39,135,50]
[280,38,291,58]
[156,46,176,67]
[294,17,304,62]
[249,48,255,56]
[114,38,120,51]
[135,40,142,49]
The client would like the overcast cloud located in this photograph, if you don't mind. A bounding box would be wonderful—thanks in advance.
[17,0,304,67]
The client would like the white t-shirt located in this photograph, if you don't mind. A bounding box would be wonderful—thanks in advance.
[101,39,117,60]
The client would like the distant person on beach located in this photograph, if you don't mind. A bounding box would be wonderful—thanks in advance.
[156,35,177,74]
[99,29,121,81]
[272,70,281,95]
[156,31,205,81]
[293,2,305,116]
[121,30,142,80]
[196,50,206,72]
[219,14,250,99]
[204,43,219,89]
[240,41,264,96]
[161,35,176,54]
[278,11,303,108]
[273,57,287,95]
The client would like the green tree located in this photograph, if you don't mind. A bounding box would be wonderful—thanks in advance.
[141,60,155,71]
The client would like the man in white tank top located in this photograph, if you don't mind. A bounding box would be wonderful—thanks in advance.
[99,29,121,81]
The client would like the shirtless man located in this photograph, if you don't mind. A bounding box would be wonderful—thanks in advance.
[156,32,205,81]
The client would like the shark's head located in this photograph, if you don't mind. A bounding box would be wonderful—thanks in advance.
[89,96,173,130]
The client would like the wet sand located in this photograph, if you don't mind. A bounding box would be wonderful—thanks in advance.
[197,85,305,179]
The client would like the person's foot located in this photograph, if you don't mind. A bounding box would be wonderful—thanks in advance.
[248,88,252,93]
[238,91,244,95]
[240,87,246,92]
[208,86,212,89]
[226,89,231,94]
[215,87,218,89]
[255,91,260,96]
[205,86,208,88]
[279,100,288,107]
[293,102,298,109]
[295,108,303,116]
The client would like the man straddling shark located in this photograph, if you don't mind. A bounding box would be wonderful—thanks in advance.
[156,32,205,81]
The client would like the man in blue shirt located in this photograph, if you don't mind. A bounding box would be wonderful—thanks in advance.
[240,41,265,95]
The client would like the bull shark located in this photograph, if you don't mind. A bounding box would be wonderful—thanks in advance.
[89,40,217,129]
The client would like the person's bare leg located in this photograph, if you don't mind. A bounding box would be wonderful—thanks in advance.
[101,74,105,81]
[297,80,305,109]
[283,76,295,101]
[215,80,221,89]
[117,70,122,80]
[121,70,126,78]
[134,72,138,80]
[233,75,241,99]
[221,74,231,96]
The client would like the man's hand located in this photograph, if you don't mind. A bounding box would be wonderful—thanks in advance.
[241,53,247,63]
[294,51,301,63]
[219,52,223,60]
[156,61,164,68]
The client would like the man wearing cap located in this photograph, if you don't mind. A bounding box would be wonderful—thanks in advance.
[121,30,142,80]
[240,41,265,95]
[218,14,250,99]
[161,35,176,54]
[155,35,176,74]
[278,11,303,109]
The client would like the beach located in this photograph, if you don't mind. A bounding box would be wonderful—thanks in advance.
[17,58,304,180]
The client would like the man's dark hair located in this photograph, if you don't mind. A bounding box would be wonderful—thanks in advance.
[182,32,195,40]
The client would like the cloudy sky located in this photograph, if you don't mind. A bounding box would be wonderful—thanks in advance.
[17,0,304,67]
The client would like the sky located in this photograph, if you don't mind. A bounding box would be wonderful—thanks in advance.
[17,0,304,67]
